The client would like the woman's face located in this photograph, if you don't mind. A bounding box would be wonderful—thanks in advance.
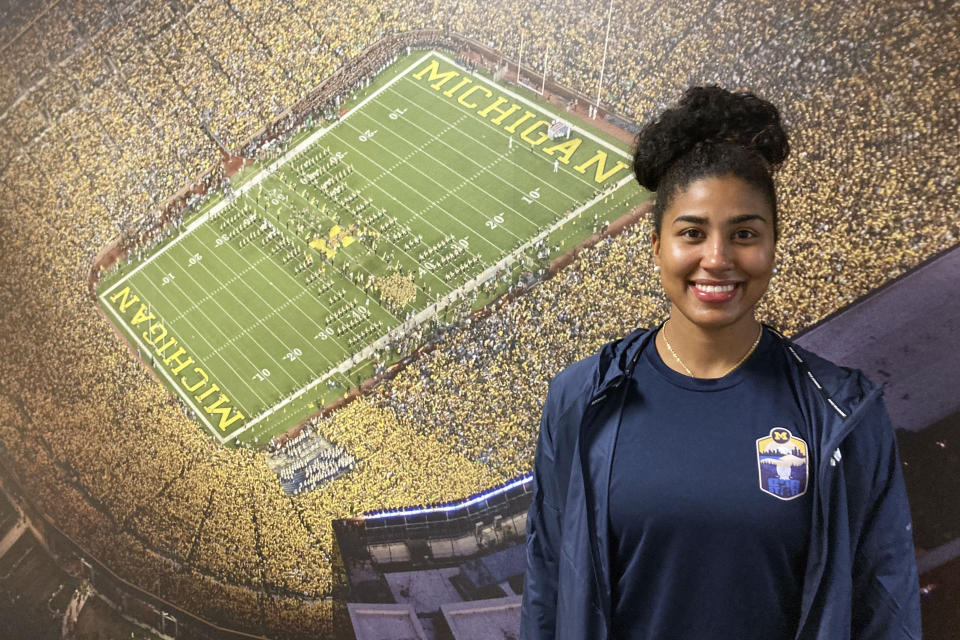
[651,173,776,332]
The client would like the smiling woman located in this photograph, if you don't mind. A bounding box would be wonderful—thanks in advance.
[636,85,788,378]
[521,85,922,640]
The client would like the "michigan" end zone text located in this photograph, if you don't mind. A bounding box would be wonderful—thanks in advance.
[109,286,244,432]
[412,58,629,184]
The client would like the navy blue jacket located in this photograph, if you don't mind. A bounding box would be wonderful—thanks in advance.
[521,323,922,639]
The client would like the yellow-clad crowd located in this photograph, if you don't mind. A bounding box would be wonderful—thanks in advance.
[0,0,956,636]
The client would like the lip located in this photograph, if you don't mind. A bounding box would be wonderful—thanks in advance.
[689,281,741,303]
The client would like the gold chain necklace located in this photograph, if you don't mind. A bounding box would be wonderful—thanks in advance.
[662,320,763,379]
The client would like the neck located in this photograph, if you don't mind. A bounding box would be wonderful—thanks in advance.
[656,310,762,378]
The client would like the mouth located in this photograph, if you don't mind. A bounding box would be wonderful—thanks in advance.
[689,281,741,302]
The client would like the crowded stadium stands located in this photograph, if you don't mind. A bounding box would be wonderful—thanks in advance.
[0,0,957,636]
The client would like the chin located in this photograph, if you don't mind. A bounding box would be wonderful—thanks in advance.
[689,316,748,331]
[674,305,757,331]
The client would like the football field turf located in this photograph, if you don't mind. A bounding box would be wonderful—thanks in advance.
[97,50,648,446]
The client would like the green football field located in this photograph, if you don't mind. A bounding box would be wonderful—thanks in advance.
[97,50,648,446]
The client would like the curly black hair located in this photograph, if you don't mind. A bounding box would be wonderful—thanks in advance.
[632,85,789,243]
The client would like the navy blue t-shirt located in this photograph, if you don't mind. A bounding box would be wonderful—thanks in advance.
[608,326,813,639]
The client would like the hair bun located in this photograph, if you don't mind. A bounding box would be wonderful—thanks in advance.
[633,85,789,192]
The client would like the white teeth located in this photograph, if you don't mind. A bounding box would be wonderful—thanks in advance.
[695,283,736,293]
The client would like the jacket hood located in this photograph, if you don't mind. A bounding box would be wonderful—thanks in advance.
[590,323,658,399]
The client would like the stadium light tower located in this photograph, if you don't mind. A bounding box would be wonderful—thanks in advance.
[595,0,615,117]
[541,48,549,95]
[517,26,524,83]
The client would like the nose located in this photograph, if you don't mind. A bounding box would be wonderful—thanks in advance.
[702,235,734,269]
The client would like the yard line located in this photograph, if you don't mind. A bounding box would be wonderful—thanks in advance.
[335,116,528,245]
[134,259,270,421]
[101,50,438,299]
[207,286,317,360]
[181,226,336,385]
[360,111,470,186]
[357,93,551,231]
[324,126,505,256]
[168,252,274,325]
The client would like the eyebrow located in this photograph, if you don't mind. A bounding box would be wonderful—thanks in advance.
[672,214,768,225]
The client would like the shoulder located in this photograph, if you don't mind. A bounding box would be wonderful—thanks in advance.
[545,326,653,424]
[546,328,649,432]
[546,350,600,420]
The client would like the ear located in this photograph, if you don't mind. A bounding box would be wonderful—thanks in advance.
[650,229,661,267]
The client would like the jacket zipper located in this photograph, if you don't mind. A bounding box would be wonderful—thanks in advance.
[579,377,620,636]
[579,337,648,636]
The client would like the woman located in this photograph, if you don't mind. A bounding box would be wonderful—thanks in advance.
[520,86,922,639]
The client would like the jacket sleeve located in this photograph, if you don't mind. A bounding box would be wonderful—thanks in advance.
[850,392,923,639]
[521,378,564,640]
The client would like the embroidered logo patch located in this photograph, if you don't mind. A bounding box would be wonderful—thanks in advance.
[756,427,808,500]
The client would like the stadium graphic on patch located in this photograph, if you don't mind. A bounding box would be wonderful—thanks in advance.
[756,427,809,500]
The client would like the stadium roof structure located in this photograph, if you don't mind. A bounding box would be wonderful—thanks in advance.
[459,545,525,590]
[440,595,522,640]
[347,601,428,640]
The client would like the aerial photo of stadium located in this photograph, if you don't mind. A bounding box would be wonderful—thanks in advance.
[0,0,957,639]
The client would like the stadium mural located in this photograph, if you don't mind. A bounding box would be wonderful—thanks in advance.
[0,0,956,638]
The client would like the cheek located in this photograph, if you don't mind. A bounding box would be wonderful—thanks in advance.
[743,248,776,278]
[661,244,698,271]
